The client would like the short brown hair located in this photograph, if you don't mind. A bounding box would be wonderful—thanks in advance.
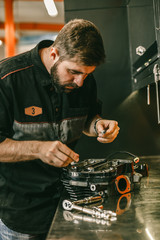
[53,19,105,66]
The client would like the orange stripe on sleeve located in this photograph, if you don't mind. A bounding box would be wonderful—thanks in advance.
[1,65,34,79]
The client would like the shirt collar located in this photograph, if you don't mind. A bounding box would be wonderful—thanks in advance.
[30,40,53,86]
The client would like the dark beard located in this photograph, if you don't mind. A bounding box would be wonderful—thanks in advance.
[50,60,63,92]
[50,61,79,93]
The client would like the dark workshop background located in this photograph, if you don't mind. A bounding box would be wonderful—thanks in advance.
[64,0,160,159]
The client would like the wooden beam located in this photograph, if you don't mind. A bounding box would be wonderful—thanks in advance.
[4,0,16,57]
[0,23,64,32]
[13,0,63,1]
[16,22,64,31]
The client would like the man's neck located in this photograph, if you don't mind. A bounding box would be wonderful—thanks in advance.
[39,47,52,74]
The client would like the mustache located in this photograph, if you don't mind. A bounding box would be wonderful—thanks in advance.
[62,83,79,89]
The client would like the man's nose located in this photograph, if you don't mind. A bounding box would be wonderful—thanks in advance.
[73,75,86,87]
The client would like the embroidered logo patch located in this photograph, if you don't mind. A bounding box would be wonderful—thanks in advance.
[24,106,42,116]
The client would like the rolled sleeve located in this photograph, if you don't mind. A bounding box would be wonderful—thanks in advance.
[0,135,7,143]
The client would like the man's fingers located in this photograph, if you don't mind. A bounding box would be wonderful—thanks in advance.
[105,126,120,137]
[97,120,118,136]
[104,121,118,134]
[53,148,78,166]
[97,126,120,143]
[40,141,79,167]
[57,142,79,163]
[98,126,120,138]
[46,151,77,167]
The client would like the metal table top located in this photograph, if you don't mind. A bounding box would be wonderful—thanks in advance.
[46,156,160,240]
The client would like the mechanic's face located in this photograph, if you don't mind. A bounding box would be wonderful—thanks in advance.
[51,59,96,92]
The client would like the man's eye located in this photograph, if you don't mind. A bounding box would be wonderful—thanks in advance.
[68,69,80,75]
[70,70,78,74]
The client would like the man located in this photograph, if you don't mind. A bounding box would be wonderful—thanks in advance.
[0,19,119,239]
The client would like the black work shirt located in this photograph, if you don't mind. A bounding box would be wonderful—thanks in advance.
[0,40,101,234]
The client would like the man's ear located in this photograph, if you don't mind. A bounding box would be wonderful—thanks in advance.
[50,47,60,63]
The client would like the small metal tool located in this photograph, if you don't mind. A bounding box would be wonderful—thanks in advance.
[73,195,102,205]
[62,199,117,220]
[63,211,114,225]
[153,64,160,124]
[147,84,150,105]
[100,130,106,135]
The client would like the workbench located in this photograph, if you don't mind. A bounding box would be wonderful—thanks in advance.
[46,156,160,240]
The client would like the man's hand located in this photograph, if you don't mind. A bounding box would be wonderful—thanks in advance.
[38,141,79,167]
[95,119,120,143]
[0,139,79,167]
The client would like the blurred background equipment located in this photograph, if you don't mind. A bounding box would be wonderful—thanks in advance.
[0,0,64,59]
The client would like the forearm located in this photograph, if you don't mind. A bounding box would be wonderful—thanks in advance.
[0,138,41,162]
[0,138,79,167]
[83,115,101,136]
